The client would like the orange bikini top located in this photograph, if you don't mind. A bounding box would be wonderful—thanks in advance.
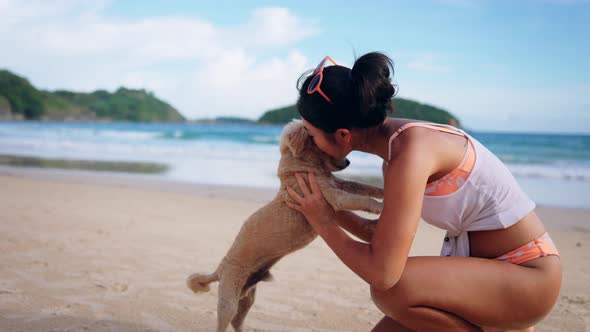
[387,122,476,196]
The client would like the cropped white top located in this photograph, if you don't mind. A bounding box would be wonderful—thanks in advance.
[386,122,536,257]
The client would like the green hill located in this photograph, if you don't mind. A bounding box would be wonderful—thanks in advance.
[0,70,44,119]
[0,70,185,122]
[390,98,461,126]
[258,98,461,127]
[1,69,459,126]
[257,105,300,124]
[0,95,12,116]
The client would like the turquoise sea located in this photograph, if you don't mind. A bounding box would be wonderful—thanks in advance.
[0,121,588,208]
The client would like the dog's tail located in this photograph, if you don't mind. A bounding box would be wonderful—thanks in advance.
[186,270,219,293]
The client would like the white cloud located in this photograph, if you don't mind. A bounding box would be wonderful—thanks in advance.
[407,53,451,73]
[397,81,590,134]
[0,1,318,119]
[236,7,319,47]
[183,49,308,118]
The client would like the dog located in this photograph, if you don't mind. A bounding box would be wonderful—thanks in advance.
[186,120,384,332]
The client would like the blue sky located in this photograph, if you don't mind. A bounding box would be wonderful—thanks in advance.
[1,0,588,133]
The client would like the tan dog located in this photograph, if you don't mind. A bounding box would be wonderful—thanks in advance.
[186,120,384,332]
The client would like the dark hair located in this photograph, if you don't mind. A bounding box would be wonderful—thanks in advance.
[296,52,397,133]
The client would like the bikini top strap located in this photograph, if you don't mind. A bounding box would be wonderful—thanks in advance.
[387,122,467,161]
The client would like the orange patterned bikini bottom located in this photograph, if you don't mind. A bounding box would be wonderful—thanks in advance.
[495,232,560,265]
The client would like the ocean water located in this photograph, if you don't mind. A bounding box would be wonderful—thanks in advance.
[0,121,588,208]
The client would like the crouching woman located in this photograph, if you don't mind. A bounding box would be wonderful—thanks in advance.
[285,52,561,331]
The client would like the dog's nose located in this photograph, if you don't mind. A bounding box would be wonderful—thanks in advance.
[345,158,350,167]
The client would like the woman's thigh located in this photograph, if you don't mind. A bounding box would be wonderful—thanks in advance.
[370,255,561,330]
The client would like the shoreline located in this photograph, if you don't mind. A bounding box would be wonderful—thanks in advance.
[0,165,277,204]
[0,164,588,212]
[0,154,168,174]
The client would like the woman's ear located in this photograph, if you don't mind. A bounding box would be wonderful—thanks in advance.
[335,128,351,145]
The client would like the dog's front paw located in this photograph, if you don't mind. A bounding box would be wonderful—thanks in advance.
[368,188,385,199]
[367,199,383,214]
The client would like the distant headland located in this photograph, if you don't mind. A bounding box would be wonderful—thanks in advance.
[0,69,461,126]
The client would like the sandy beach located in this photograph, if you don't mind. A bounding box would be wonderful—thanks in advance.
[0,168,588,331]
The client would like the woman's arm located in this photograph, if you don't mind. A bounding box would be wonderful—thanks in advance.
[333,210,377,243]
[286,135,435,291]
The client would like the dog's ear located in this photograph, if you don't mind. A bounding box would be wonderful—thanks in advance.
[288,126,309,157]
[280,120,309,157]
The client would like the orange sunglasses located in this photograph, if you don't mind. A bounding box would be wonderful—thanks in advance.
[307,56,338,103]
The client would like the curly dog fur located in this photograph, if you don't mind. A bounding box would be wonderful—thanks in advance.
[186,120,384,332]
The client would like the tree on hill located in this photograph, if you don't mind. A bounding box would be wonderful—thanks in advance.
[257,97,461,127]
[0,69,185,122]
[392,98,460,126]
[55,87,185,122]
[258,105,300,124]
[0,70,44,119]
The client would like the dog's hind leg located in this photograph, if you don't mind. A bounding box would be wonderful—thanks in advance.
[231,285,257,332]
[216,276,243,332]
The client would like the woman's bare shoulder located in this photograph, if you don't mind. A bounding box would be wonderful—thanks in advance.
[388,124,438,161]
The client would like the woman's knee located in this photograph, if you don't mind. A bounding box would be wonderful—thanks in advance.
[370,284,386,312]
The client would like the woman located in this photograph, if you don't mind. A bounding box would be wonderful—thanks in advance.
[285,52,561,331]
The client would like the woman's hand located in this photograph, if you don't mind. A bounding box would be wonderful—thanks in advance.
[285,172,336,232]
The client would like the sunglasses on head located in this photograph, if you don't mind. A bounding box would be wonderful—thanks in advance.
[306,56,338,104]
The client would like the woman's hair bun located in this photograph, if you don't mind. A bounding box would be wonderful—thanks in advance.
[296,51,397,132]
[350,52,396,127]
